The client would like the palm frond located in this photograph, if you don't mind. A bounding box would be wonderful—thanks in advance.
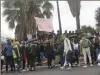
[6,15,12,22]
[38,13,44,18]
[8,20,15,29]
[16,15,21,23]
[15,24,21,34]
[3,0,54,34]
[13,0,22,8]
[34,0,44,5]
[2,1,12,9]
[43,9,52,18]
[3,9,19,22]
[3,9,12,17]
[42,1,53,10]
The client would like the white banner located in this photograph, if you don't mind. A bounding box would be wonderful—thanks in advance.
[35,17,54,32]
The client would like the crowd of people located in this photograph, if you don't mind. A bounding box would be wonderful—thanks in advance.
[1,30,100,73]
[1,37,56,73]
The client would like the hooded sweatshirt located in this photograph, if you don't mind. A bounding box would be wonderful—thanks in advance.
[4,42,13,56]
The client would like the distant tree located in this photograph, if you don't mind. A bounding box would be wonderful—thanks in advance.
[81,25,96,34]
[95,7,100,32]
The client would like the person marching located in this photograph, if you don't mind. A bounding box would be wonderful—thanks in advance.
[60,35,73,70]
[46,42,55,68]
[28,44,37,71]
[12,41,21,72]
[73,40,80,66]
[80,34,93,68]
[3,39,15,72]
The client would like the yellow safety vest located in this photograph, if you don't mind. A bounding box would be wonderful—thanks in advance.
[12,45,20,59]
[66,39,69,47]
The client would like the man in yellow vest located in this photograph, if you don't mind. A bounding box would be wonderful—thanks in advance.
[12,42,21,72]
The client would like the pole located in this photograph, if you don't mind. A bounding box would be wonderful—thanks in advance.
[56,0,62,34]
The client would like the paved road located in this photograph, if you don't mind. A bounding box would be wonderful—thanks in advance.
[1,65,100,75]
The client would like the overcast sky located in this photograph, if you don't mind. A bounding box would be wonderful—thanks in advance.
[1,1,100,38]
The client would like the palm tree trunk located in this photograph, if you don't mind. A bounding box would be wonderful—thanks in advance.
[56,0,62,34]
[76,13,80,32]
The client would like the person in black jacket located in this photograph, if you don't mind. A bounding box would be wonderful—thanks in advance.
[36,44,41,65]
[1,45,4,73]
[94,36,100,62]
[25,44,30,70]
[3,39,15,72]
[28,44,37,71]
[46,42,54,68]
[57,41,64,67]
[40,43,45,63]
[20,42,26,71]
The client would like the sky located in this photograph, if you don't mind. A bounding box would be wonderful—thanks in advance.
[1,1,100,39]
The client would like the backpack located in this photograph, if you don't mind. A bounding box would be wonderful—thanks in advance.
[82,39,89,48]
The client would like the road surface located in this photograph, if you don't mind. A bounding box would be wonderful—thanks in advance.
[1,65,100,75]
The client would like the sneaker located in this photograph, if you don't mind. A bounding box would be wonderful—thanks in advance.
[22,69,26,72]
[90,64,93,67]
[27,68,29,71]
[32,68,35,71]
[78,64,80,67]
[52,65,55,67]
[29,69,32,71]
[48,66,50,69]
[73,64,76,67]
[83,65,87,68]
[98,63,100,66]
[66,67,72,70]
[60,67,65,69]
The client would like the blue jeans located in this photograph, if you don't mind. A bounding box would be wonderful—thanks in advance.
[96,48,100,58]
[60,56,65,67]
[40,52,44,61]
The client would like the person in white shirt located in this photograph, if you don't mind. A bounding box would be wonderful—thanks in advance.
[60,36,72,70]
[73,40,80,66]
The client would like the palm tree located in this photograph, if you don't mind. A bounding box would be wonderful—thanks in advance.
[95,7,100,32]
[3,0,53,41]
[56,0,62,34]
